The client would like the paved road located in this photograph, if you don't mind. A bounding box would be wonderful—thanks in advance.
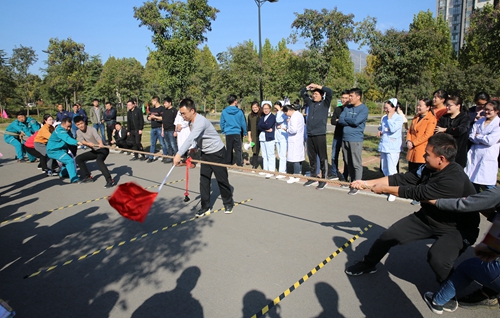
[0,140,494,317]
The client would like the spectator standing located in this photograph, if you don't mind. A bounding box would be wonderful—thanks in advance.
[274,101,288,179]
[71,103,88,138]
[377,98,404,202]
[257,103,276,179]
[103,102,117,145]
[162,97,178,163]
[338,88,369,195]
[55,104,72,122]
[465,100,500,192]
[435,95,470,167]
[406,98,437,172]
[284,104,305,184]
[468,91,489,127]
[329,90,350,181]
[220,94,247,167]
[300,83,333,190]
[432,89,448,121]
[89,99,107,144]
[147,96,166,163]
[127,99,146,161]
[247,101,262,170]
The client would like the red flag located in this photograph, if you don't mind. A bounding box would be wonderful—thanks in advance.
[108,182,158,223]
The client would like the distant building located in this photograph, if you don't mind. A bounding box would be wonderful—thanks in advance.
[437,0,498,54]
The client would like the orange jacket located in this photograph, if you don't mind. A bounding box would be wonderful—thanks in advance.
[34,123,54,144]
[406,112,437,163]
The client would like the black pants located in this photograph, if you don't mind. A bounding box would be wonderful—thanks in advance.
[225,134,243,166]
[116,140,133,149]
[200,147,233,209]
[362,212,475,283]
[250,142,261,169]
[129,130,143,156]
[307,134,328,178]
[75,148,112,182]
[106,123,115,145]
[408,161,423,173]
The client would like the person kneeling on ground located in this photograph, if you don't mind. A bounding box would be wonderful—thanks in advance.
[74,116,115,188]
[47,117,81,183]
[345,134,479,286]
[111,122,133,152]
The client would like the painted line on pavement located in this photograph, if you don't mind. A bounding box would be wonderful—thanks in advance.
[0,179,185,226]
[23,199,253,279]
[250,224,372,318]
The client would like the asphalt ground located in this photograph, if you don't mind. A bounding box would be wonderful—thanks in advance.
[0,139,495,318]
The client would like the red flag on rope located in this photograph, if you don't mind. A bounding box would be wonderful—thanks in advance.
[108,182,158,223]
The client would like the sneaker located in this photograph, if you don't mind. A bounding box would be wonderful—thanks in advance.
[423,292,443,315]
[147,158,155,163]
[162,158,173,164]
[411,199,420,205]
[265,173,274,179]
[46,170,52,176]
[345,261,377,276]
[348,188,359,195]
[276,175,286,179]
[224,205,233,214]
[287,177,299,184]
[258,172,267,176]
[340,184,350,189]
[104,180,115,188]
[130,156,139,161]
[316,182,327,190]
[139,156,146,161]
[196,207,211,218]
[303,180,318,187]
[327,175,339,180]
[78,176,94,184]
[458,289,499,309]
[443,297,458,312]
[17,158,26,163]
[387,194,396,202]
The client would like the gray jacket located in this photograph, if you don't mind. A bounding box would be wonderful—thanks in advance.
[436,186,500,215]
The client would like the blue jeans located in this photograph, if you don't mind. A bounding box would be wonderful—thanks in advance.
[163,130,178,156]
[93,123,106,144]
[149,127,167,158]
[434,257,500,305]
[330,137,343,178]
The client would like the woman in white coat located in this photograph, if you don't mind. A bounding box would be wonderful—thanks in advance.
[465,100,500,192]
[274,101,288,179]
[284,104,305,184]
[174,109,191,156]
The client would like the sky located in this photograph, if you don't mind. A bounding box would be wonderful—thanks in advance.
[0,0,437,75]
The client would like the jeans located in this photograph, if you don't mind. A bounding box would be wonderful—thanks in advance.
[93,123,107,144]
[434,258,500,305]
[260,140,276,172]
[330,137,347,179]
[291,161,302,175]
[163,130,178,156]
[149,127,167,158]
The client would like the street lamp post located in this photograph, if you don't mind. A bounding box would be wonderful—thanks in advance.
[255,0,278,104]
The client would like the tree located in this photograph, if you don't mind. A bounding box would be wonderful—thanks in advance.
[0,50,16,113]
[81,55,103,105]
[43,38,89,108]
[10,45,38,108]
[187,45,218,112]
[134,0,218,100]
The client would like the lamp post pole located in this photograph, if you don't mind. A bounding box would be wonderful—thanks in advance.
[255,0,278,104]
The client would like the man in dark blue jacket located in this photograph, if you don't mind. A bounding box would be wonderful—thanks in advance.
[300,83,333,190]
[220,94,247,167]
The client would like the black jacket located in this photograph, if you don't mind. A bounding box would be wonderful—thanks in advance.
[127,107,144,132]
[330,105,344,139]
[436,112,470,167]
[300,86,333,136]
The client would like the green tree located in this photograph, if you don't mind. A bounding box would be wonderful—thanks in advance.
[187,45,218,113]
[0,50,16,113]
[81,55,103,105]
[10,45,38,108]
[134,0,218,100]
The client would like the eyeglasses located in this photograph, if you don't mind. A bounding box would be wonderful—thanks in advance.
[445,104,457,107]
[476,103,487,107]
[484,108,495,112]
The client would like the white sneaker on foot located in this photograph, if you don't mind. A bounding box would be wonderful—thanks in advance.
[276,175,286,179]
[258,172,267,176]
[387,194,396,202]
[265,173,274,179]
[287,177,299,184]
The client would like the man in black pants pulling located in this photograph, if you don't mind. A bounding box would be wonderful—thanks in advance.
[345,134,479,292]
[74,116,115,188]
[300,83,333,190]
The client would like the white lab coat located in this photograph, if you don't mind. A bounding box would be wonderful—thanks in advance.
[174,111,191,150]
[286,111,305,162]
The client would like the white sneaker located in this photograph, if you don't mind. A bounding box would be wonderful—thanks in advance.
[276,175,286,179]
[258,172,267,176]
[287,177,299,184]
[387,194,396,202]
[265,173,274,179]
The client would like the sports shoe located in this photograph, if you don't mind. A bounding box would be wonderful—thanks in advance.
[130,156,139,161]
[139,156,146,161]
[265,173,274,179]
[162,158,173,164]
[276,175,286,179]
[458,289,499,309]
[46,170,52,176]
[411,199,420,205]
[146,158,155,163]
[303,180,318,187]
[316,182,327,190]
[287,177,299,184]
[387,194,396,202]
[423,292,443,314]
[17,158,26,163]
[224,205,233,214]
[443,297,458,312]
[327,175,339,180]
[104,180,115,188]
[345,261,377,276]
[348,188,359,195]
[340,184,350,189]
[79,176,94,184]
[258,172,267,176]
[196,207,211,218]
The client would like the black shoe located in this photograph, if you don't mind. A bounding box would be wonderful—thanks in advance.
[163,158,173,164]
[139,156,146,161]
[443,297,458,312]
[424,292,443,314]
[327,175,339,180]
[130,156,139,161]
[316,182,327,190]
[224,205,233,214]
[340,184,350,189]
[345,261,377,276]
[303,180,317,187]
[104,180,115,188]
[458,289,499,309]
[78,176,94,184]
[348,188,359,195]
[196,207,211,218]
[147,158,154,163]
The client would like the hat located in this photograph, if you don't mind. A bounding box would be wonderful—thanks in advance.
[388,98,398,108]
